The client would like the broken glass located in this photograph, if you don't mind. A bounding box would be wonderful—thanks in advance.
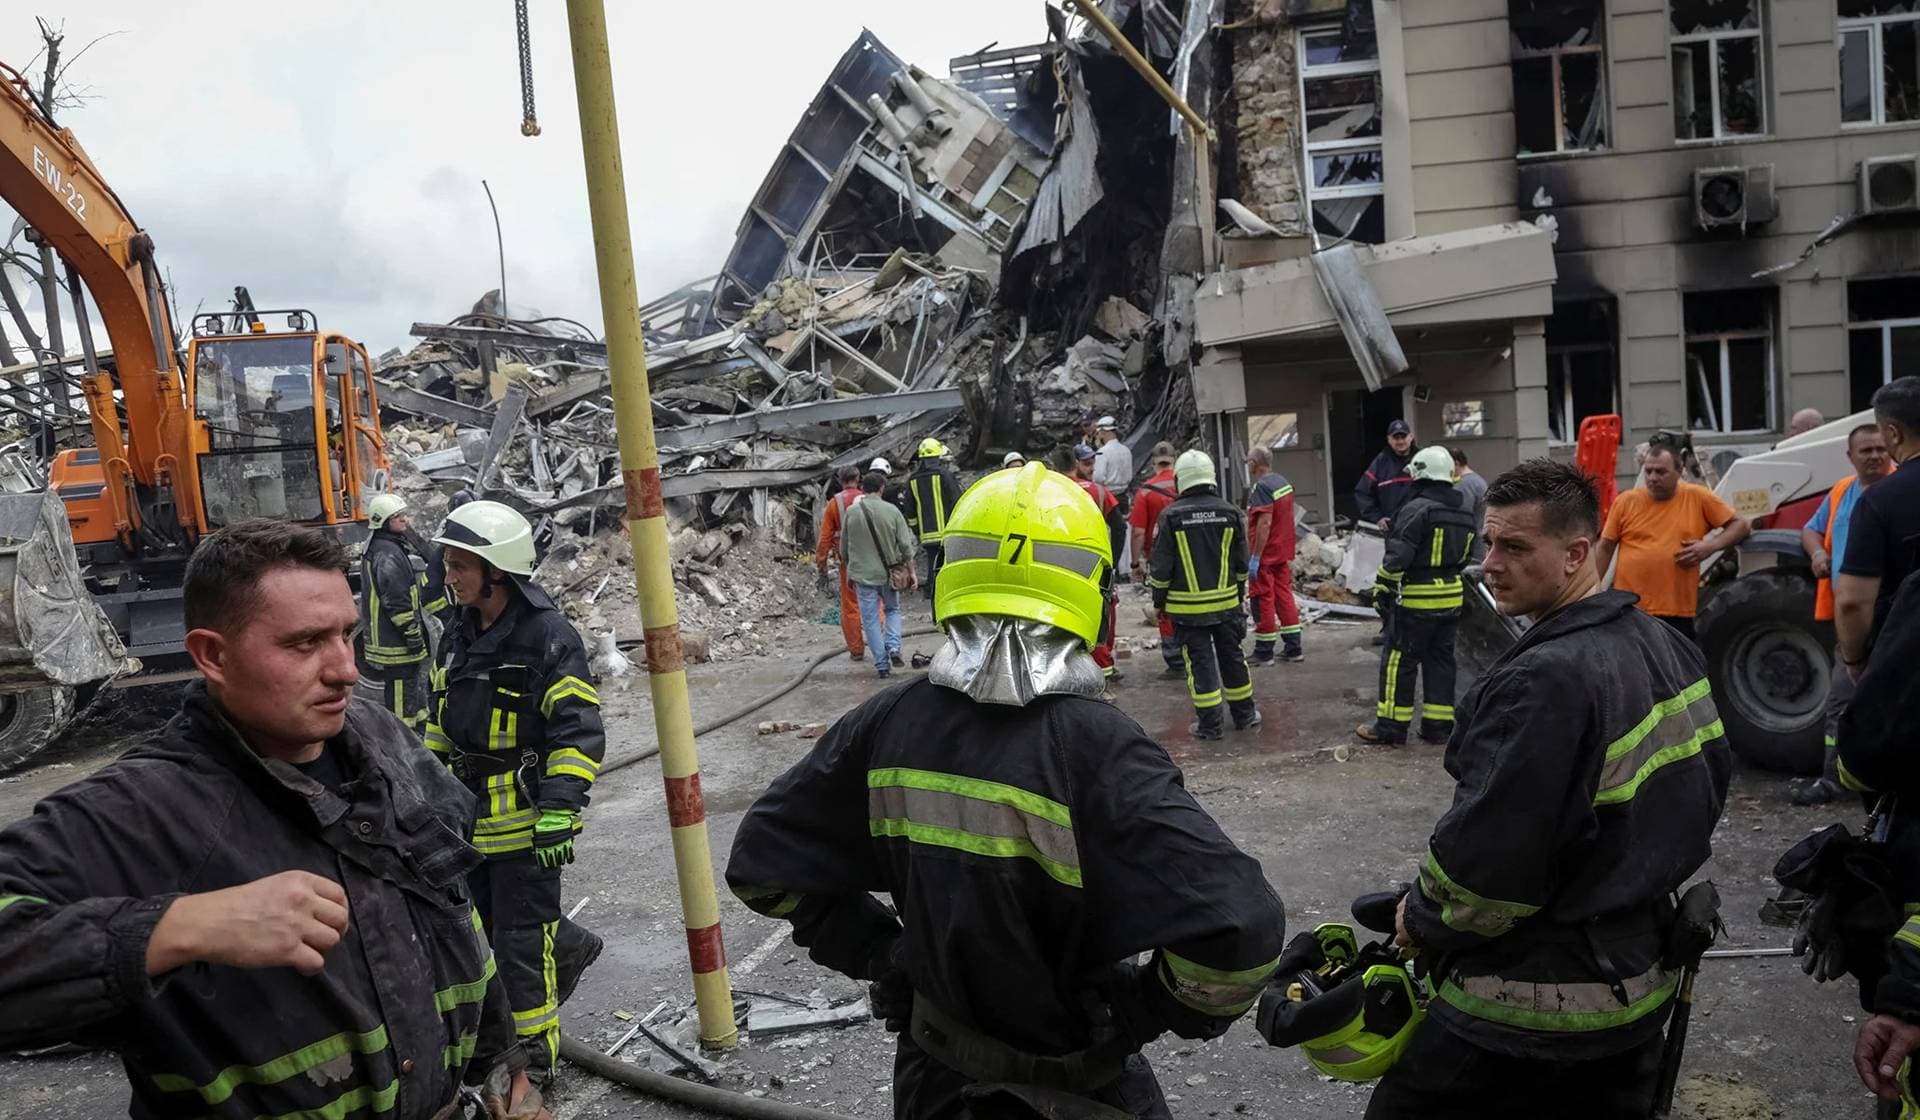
[1887,20,1920,122]
[1842,28,1875,123]
[1561,53,1607,149]
[1303,26,1378,67]
[1841,0,1919,15]
[1304,74,1382,144]
[1670,0,1759,36]
[1312,149,1383,189]
[1509,0,1603,54]
[1312,196,1384,245]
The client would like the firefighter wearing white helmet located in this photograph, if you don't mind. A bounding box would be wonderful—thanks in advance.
[1356,445,1477,746]
[430,499,604,1081]
[727,462,1286,1118]
[905,438,961,599]
[357,493,436,735]
[1150,450,1260,739]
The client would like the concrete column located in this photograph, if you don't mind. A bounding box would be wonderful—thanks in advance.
[1511,318,1551,462]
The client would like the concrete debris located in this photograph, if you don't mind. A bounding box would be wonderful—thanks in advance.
[747,999,871,1039]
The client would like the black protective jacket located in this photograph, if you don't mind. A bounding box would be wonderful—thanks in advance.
[1380,480,1477,613]
[427,580,604,858]
[1354,447,1415,525]
[359,529,431,674]
[0,685,517,1118]
[906,463,963,543]
[1404,591,1731,1061]
[1148,487,1249,624]
[727,679,1284,1074]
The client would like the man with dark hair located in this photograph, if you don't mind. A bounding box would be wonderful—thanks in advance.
[817,464,874,661]
[0,519,541,1119]
[1596,444,1750,641]
[845,470,919,677]
[1791,423,1892,805]
[1837,376,1920,674]
[1370,460,1730,1119]
[1450,447,1487,562]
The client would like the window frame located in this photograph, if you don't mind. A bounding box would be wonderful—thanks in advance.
[1669,2,1768,142]
[1511,3,1611,157]
[1296,23,1386,243]
[1545,341,1618,445]
[1839,10,1920,127]
[1682,291,1777,436]
[1847,314,1920,404]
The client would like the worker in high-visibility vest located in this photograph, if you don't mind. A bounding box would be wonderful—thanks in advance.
[906,438,961,600]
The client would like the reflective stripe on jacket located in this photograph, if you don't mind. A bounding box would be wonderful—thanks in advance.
[726,678,1285,1062]
[1403,590,1731,1061]
[360,531,430,670]
[1354,447,1415,524]
[0,685,518,1117]
[428,581,605,857]
[907,466,961,542]
[1813,475,1858,622]
[1247,471,1297,564]
[1148,488,1249,623]
[1380,481,1476,613]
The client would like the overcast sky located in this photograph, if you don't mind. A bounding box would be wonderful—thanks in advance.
[2,2,1044,358]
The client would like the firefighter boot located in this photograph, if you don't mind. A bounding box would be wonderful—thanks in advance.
[554,917,604,1007]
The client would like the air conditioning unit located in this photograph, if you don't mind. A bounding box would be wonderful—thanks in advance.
[1860,154,1920,214]
[1694,166,1776,230]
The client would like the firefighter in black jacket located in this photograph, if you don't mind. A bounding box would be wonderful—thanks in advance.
[1356,420,1418,645]
[1150,450,1259,740]
[1357,447,1477,745]
[1370,460,1731,1119]
[0,519,540,1120]
[727,463,1286,1120]
[358,493,435,734]
[906,437,962,599]
[429,501,605,1081]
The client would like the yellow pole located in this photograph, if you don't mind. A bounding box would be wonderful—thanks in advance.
[1066,0,1215,139]
[563,0,737,1049]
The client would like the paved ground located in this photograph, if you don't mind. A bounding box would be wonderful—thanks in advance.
[0,588,1884,1119]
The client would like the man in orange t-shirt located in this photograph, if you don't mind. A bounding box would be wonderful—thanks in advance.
[1595,445,1751,641]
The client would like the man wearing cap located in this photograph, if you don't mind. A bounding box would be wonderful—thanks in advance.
[872,457,914,524]
[817,466,875,662]
[907,439,963,600]
[1357,447,1477,746]
[1357,421,1419,645]
[358,494,436,734]
[429,501,606,1081]
[1092,419,1136,567]
[1131,442,1184,679]
[727,462,1286,1120]
[1067,446,1124,685]
[1151,451,1260,740]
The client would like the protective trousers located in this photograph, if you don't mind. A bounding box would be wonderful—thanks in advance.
[838,567,869,656]
[1249,565,1302,658]
[468,856,600,1077]
[1364,1019,1662,1120]
[923,543,946,601]
[1177,618,1255,735]
[366,661,429,737]
[1156,612,1181,673]
[892,1032,1173,1120]
[1373,607,1457,741]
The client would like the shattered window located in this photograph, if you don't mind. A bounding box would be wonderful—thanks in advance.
[1544,299,1617,444]
[1299,21,1386,244]
[1840,7,1920,126]
[1847,277,1920,410]
[1670,1,1765,140]
[1683,289,1775,434]
[1249,412,1301,450]
[1509,1,1609,156]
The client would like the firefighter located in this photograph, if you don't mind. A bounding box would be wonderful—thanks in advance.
[906,438,962,600]
[1372,458,1730,1118]
[428,501,605,1081]
[817,465,874,661]
[1129,442,1183,677]
[1244,446,1303,665]
[1150,450,1259,740]
[1357,420,1418,647]
[1357,447,1475,746]
[726,462,1286,1120]
[0,519,541,1119]
[357,493,434,734]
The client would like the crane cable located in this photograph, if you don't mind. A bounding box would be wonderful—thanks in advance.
[514,0,541,137]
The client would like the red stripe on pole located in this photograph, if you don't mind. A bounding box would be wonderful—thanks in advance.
[643,624,685,674]
[686,922,726,973]
[635,465,666,519]
[664,772,706,828]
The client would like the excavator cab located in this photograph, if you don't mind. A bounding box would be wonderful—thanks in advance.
[184,309,389,533]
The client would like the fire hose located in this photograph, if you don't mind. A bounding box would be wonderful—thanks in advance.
[560,626,942,1115]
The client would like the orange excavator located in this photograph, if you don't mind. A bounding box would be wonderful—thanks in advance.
[0,59,389,765]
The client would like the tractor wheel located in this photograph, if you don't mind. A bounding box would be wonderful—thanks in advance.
[0,686,75,774]
[1696,570,1830,775]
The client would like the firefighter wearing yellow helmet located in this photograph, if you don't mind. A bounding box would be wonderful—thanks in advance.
[906,437,961,599]
[429,500,604,1082]
[1150,450,1260,740]
[356,493,438,734]
[728,462,1286,1118]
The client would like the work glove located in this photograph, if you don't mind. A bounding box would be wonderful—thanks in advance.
[816,568,832,594]
[866,938,911,1033]
[533,810,579,869]
[1247,557,1260,582]
[1794,888,1846,983]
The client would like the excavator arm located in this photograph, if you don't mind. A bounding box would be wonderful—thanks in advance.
[0,61,194,539]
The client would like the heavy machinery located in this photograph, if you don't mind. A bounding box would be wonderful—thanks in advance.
[1694,412,1867,775]
[0,60,389,767]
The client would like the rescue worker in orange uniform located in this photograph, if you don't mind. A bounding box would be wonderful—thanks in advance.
[817,465,881,661]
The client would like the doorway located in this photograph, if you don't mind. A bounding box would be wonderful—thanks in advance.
[1326,386,1408,523]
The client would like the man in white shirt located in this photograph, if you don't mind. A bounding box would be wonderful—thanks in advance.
[1091,417,1135,569]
